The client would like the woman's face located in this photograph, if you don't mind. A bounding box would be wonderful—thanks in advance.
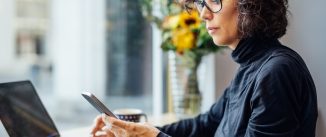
[199,0,240,50]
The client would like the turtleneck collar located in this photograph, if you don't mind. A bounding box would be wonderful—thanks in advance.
[231,37,281,65]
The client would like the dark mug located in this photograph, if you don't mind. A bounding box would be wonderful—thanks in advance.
[113,108,148,123]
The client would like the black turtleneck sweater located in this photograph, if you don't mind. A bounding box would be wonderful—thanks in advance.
[157,37,318,137]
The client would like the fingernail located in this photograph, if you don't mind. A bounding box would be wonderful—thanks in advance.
[103,116,110,124]
[103,124,112,130]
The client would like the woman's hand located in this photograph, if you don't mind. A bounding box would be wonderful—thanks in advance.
[90,114,116,137]
[91,114,160,137]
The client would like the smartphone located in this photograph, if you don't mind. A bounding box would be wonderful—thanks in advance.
[81,92,118,118]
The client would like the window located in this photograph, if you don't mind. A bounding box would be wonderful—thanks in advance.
[105,0,153,113]
[0,0,169,132]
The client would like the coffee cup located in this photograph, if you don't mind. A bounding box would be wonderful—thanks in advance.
[113,108,148,123]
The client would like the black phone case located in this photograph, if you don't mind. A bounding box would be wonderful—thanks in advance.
[81,92,118,118]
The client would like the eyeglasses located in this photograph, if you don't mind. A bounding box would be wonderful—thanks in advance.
[185,0,223,13]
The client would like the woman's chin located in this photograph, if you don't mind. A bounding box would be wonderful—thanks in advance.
[212,39,226,47]
[212,37,240,49]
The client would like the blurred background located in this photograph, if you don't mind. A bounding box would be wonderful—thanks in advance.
[0,0,326,136]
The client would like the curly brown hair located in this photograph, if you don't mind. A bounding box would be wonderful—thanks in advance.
[183,0,289,39]
[238,0,289,39]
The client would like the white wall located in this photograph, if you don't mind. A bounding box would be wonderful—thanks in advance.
[199,54,219,112]
[0,0,15,72]
[283,0,326,136]
[49,0,106,116]
[215,50,238,99]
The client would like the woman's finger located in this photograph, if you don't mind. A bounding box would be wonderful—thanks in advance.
[94,130,115,137]
[91,115,106,135]
[108,117,135,131]
[107,130,115,137]
[110,125,128,137]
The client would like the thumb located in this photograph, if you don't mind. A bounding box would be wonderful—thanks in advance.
[108,117,133,130]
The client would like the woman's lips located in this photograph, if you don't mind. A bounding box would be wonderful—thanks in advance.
[207,27,219,34]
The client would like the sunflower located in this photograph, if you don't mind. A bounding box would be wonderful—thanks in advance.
[172,28,195,54]
[152,1,220,55]
[178,10,201,29]
[162,15,180,29]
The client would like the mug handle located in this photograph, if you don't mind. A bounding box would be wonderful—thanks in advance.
[140,113,148,122]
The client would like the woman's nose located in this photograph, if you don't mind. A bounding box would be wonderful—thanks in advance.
[199,6,213,21]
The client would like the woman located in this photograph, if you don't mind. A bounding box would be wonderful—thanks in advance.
[91,0,318,136]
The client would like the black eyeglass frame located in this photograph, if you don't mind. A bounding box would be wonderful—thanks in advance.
[185,0,223,13]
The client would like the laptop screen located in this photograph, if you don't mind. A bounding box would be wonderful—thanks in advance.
[0,81,60,137]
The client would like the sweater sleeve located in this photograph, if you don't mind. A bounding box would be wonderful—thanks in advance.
[157,89,229,137]
[156,132,171,137]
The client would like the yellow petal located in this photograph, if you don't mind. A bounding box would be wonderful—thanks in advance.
[162,15,180,29]
[172,29,195,53]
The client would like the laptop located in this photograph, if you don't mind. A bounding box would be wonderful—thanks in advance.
[0,80,60,137]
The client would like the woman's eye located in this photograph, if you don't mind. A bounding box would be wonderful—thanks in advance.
[211,0,221,4]
[194,0,204,6]
[196,0,203,4]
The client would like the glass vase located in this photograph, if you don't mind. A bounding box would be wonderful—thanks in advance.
[169,52,202,119]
